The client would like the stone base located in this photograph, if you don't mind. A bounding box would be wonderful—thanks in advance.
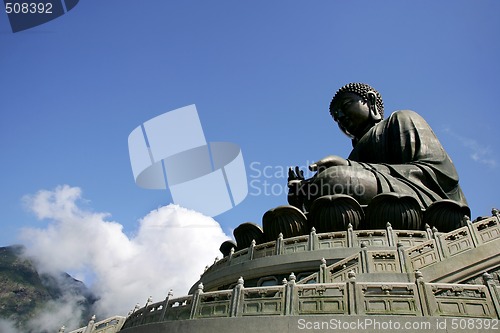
[119,315,498,333]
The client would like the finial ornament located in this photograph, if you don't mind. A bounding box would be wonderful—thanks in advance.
[482,272,493,281]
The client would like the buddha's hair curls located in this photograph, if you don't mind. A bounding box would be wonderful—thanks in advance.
[330,82,384,120]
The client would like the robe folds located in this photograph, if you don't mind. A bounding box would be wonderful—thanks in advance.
[347,110,467,208]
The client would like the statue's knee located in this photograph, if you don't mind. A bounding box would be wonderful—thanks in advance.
[313,166,376,199]
[316,166,351,184]
[312,167,350,196]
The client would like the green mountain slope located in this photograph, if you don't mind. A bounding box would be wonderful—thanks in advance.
[0,245,96,332]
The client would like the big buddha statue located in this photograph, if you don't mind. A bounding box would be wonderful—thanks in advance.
[230,83,470,251]
[288,82,468,213]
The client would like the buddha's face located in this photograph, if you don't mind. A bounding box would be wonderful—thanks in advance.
[332,92,372,139]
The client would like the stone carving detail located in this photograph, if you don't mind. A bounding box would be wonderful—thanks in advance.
[219,240,237,257]
[365,193,422,230]
[462,267,500,285]
[233,222,264,249]
[424,200,470,232]
[262,205,307,241]
[308,194,364,232]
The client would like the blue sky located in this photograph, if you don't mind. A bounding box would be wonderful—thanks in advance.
[1,0,500,248]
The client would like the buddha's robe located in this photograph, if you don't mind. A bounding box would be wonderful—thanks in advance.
[346,110,467,208]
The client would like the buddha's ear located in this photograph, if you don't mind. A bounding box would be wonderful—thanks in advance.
[367,91,382,122]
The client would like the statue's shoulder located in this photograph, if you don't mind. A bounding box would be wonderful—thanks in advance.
[387,110,429,125]
[389,109,422,119]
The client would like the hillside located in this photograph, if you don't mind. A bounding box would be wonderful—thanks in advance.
[0,245,97,332]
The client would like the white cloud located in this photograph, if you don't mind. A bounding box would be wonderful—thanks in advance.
[20,185,229,329]
[0,286,87,333]
[443,128,497,168]
[25,292,87,333]
[0,319,19,333]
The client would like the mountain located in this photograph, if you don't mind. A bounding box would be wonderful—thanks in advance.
[0,245,97,332]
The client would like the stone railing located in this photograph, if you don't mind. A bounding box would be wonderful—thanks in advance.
[291,214,500,285]
[203,213,500,282]
[417,272,500,318]
[405,214,500,272]
[65,315,125,333]
[119,212,500,331]
[121,271,500,330]
[205,222,431,275]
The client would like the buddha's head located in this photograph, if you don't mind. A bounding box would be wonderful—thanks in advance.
[330,83,384,140]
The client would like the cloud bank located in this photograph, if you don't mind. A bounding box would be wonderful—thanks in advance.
[443,127,497,168]
[19,185,229,330]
